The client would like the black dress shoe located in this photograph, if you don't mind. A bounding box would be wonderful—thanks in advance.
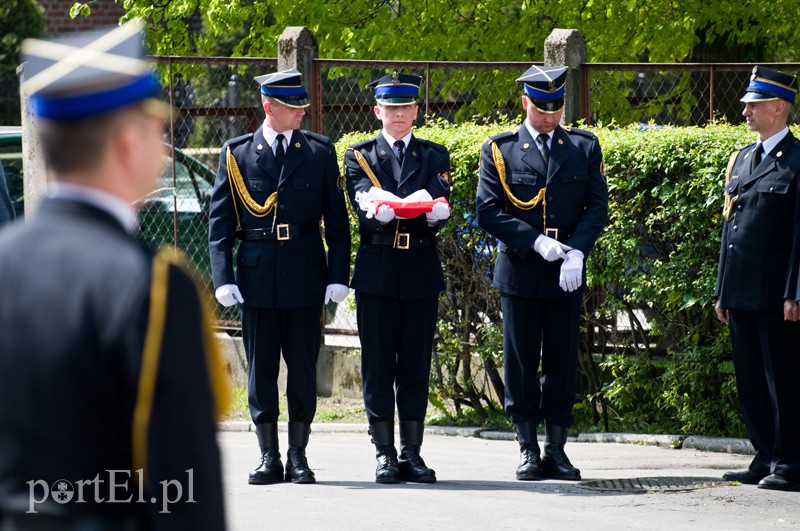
[758,473,800,491]
[542,424,581,481]
[248,450,284,485]
[285,448,316,484]
[722,469,767,485]
[398,422,436,483]
[516,446,542,481]
[398,450,436,483]
[375,447,401,484]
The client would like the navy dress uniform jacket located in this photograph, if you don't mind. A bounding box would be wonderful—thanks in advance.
[344,134,450,300]
[0,198,226,529]
[209,128,350,309]
[476,124,608,299]
[715,132,800,309]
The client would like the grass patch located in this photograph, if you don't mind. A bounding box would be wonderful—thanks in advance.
[427,406,513,431]
[223,387,367,423]
[225,386,517,429]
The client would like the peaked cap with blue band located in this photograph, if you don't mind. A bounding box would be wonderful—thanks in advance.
[367,72,421,106]
[21,21,161,121]
[254,69,310,108]
[517,65,568,113]
[740,66,798,104]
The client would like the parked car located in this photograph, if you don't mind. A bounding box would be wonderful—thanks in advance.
[0,127,24,219]
[0,125,217,290]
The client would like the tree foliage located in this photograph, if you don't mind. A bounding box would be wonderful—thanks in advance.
[73,0,800,63]
[0,0,46,125]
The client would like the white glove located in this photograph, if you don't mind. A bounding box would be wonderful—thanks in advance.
[426,202,450,225]
[215,284,243,307]
[534,234,571,261]
[374,204,396,224]
[324,283,350,304]
[559,250,584,292]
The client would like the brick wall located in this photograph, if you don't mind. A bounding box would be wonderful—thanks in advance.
[38,0,126,36]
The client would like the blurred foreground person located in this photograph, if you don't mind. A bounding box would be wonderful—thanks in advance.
[0,22,228,530]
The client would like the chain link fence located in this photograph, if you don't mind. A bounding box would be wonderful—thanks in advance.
[146,57,800,335]
[148,56,533,335]
[313,59,532,139]
[145,57,276,330]
[581,63,800,126]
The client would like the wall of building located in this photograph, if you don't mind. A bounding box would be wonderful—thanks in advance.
[38,0,125,36]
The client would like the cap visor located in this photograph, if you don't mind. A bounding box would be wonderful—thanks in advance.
[376,97,417,106]
[740,92,781,103]
[272,97,310,108]
[529,97,564,114]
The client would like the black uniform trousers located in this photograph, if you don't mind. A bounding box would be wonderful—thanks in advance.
[242,304,321,424]
[729,309,800,479]
[356,291,438,424]
[501,293,582,427]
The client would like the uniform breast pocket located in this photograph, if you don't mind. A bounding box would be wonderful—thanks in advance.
[559,171,589,183]
[293,178,321,191]
[510,172,539,186]
[508,172,543,202]
[756,179,791,195]
[246,179,272,192]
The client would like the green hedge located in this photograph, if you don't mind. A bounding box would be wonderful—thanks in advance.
[335,121,770,437]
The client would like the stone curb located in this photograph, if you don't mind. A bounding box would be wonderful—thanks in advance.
[683,435,755,455]
[218,421,753,455]
[577,433,684,448]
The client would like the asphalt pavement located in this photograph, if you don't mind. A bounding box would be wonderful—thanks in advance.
[217,425,800,530]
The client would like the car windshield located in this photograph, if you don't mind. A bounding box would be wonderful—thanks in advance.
[141,155,213,214]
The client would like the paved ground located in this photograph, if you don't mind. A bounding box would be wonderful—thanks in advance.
[219,429,800,530]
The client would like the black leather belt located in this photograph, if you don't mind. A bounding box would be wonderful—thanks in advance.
[361,233,434,250]
[237,223,318,241]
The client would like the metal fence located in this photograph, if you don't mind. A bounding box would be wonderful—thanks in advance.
[146,56,800,334]
[581,63,800,126]
[312,59,533,139]
[147,56,533,334]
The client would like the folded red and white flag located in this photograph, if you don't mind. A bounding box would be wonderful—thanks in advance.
[355,188,449,219]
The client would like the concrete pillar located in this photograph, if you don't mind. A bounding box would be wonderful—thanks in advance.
[544,28,586,125]
[278,26,318,132]
[18,63,47,216]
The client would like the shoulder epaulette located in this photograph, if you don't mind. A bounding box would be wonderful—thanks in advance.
[416,137,448,153]
[224,133,253,148]
[739,141,757,153]
[301,130,333,145]
[350,137,376,149]
[564,126,595,139]
[489,131,516,142]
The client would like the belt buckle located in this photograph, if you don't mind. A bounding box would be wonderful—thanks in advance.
[545,228,559,240]
[276,224,290,241]
[394,232,410,250]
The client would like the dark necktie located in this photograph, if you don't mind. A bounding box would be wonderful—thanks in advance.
[538,133,550,167]
[275,133,286,167]
[751,143,763,172]
[394,140,405,165]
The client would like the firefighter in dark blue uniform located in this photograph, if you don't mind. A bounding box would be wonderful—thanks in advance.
[209,70,351,485]
[0,22,228,529]
[716,66,800,491]
[344,72,451,484]
[476,66,608,482]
